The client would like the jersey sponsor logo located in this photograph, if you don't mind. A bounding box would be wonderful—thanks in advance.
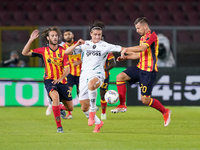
[86,50,101,57]
[48,54,62,61]
[47,58,62,66]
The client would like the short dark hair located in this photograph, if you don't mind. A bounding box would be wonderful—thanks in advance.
[134,17,148,25]
[90,20,105,32]
[41,26,62,44]
[63,29,72,33]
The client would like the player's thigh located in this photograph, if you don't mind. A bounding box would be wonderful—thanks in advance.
[79,73,104,100]
[44,79,58,95]
[57,83,72,101]
[44,79,59,102]
[79,77,89,100]
[123,66,140,85]
[139,71,157,96]
[117,72,131,81]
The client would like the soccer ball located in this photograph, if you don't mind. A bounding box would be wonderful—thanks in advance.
[104,90,119,104]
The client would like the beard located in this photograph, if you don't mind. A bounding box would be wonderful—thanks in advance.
[49,39,58,45]
[66,38,72,43]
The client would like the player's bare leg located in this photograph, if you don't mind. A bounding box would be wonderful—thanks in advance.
[50,90,63,133]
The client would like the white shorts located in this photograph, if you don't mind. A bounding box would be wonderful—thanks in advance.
[79,72,105,101]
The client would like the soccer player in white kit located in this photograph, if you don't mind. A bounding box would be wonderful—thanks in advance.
[65,21,123,133]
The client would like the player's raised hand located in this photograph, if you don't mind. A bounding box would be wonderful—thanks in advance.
[76,39,85,46]
[30,30,39,40]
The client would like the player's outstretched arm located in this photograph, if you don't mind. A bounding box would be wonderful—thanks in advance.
[117,48,140,61]
[117,53,140,62]
[65,39,85,55]
[22,29,39,56]
[126,44,147,53]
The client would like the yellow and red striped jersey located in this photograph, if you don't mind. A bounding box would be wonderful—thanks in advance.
[31,46,69,84]
[62,42,82,76]
[137,31,159,72]
[105,52,115,78]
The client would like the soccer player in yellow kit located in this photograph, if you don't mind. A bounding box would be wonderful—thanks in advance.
[62,30,82,119]
[22,27,73,132]
[114,17,171,127]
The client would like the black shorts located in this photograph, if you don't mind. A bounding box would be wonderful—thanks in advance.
[44,79,72,101]
[67,74,80,88]
[123,66,157,96]
[100,76,109,91]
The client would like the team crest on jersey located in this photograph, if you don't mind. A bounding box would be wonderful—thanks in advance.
[86,50,101,57]
[93,45,96,49]
[47,59,51,63]
[58,54,61,58]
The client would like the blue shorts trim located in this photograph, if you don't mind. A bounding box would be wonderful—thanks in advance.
[123,66,157,96]
[44,79,72,101]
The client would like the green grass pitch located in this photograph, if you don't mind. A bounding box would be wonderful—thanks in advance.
[0,106,200,150]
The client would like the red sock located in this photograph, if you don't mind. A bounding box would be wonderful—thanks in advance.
[116,81,126,106]
[52,106,62,128]
[59,104,66,111]
[101,99,107,114]
[68,111,72,115]
[148,98,167,114]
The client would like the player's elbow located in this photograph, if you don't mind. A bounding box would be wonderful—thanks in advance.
[22,52,29,56]
[21,51,27,56]
[64,50,68,55]
[65,50,71,55]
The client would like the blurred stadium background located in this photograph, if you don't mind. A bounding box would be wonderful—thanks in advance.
[1,0,200,106]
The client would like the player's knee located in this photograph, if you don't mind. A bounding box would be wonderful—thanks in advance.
[141,96,150,105]
[81,106,89,112]
[50,92,59,105]
[50,90,59,99]
[68,106,73,111]
[88,84,96,91]
[117,73,126,81]
[80,99,90,111]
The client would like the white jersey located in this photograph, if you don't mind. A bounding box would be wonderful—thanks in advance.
[73,40,121,76]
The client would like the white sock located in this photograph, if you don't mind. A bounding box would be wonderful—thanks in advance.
[84,110,101,124]
[95,115,101,124]
[88,89,97,112]
[83,110,89,119]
